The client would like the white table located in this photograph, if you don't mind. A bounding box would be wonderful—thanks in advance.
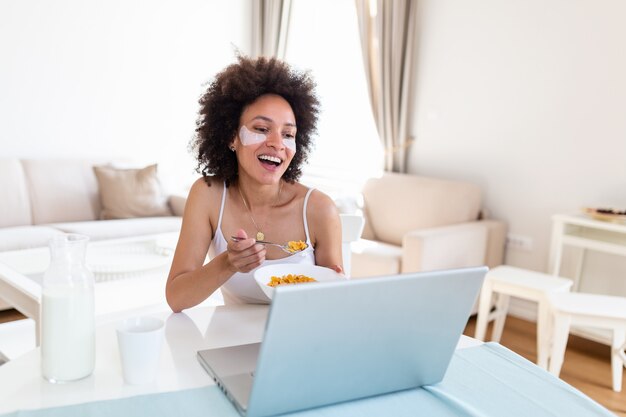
[0,303,482,415]
[0,233,222,345]
[549,213,626,290]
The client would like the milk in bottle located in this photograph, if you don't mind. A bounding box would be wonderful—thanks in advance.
[41,234,95,383]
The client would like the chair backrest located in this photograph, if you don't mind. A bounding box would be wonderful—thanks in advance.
[361,172,482,245]
[340,214,365,277]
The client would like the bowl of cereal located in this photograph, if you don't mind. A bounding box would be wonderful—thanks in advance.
[254,263,345,300]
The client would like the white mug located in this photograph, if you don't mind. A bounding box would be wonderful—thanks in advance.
[116,317,164,385]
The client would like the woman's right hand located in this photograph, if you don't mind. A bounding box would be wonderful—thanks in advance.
[226,229,266,273]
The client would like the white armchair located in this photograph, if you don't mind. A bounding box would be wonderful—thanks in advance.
[350,172,507,278]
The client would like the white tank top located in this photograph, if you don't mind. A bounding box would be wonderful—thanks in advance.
[211,182,316,304]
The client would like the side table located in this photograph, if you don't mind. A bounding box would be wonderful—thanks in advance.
[549,213,626,291]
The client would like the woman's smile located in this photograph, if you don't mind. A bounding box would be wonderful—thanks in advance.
[257,154,283,170]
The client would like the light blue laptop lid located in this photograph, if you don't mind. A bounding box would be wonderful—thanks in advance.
[246,266,487,417]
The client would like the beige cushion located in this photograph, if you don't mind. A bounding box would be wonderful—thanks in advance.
[0,159,32,227]
[21,159,105,224]
[362,172,482,246]
[168,195,187,217]
[93,164,172,220]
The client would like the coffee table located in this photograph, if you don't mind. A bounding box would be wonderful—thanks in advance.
[0,232,223,345]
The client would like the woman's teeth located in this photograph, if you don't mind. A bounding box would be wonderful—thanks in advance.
[258,155,282,166]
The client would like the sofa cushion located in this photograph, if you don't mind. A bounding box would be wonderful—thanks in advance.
[0,159,32,228]
[402,223,488,273]
[50,217,182,241]
[168,195,187,217]
[21,159,105,224]
[93,164,172,220]
[0,226,65,251]
[362,172,482,246]
[350,239,402,278]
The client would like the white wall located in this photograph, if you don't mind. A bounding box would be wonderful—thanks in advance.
[0,0,251,192]
[3,1,625,294]
[411,0,626,294]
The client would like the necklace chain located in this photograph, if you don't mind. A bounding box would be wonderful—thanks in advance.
[238,181,283,241]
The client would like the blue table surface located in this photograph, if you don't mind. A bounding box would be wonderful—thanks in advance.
[1,342,615,417]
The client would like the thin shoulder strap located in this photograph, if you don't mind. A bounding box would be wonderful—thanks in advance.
[216,181,227,230]
[302,188,315,244]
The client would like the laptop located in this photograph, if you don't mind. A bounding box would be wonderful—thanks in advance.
[197,266,487,417]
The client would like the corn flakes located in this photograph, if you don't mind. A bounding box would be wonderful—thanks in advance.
[267,274,317,287]
[286,240,308,253]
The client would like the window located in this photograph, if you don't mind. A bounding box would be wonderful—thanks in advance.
[286,0,382,204]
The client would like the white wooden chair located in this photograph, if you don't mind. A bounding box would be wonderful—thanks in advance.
[339,214,365,278]
[548,292,626,392]
[475,266,573,369]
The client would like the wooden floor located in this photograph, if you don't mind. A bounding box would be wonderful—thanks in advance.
[1,309,624,415]
[464,315,626,417]
[0,309,24,324]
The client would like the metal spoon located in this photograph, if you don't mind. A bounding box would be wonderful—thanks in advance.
[230,236,308,254]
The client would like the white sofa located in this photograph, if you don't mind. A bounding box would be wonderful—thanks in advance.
[350,172,507,278]
[0,158,186,311]
[0,158,185,253]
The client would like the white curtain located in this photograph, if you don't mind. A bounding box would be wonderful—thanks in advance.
[355,0,417,173]
[251,0,293,59]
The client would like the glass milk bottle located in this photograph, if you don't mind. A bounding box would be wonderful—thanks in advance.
[41,234,95,383]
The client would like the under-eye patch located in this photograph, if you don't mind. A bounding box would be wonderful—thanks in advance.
[239,125,297,152]
[239,126,266,146]
[283,138,296,152]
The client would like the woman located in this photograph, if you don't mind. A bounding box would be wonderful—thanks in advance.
[166,56,343,312]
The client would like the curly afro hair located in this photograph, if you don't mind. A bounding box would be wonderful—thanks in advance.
[192,55,320,186]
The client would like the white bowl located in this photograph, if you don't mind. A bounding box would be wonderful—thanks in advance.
[254,263,345,300]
